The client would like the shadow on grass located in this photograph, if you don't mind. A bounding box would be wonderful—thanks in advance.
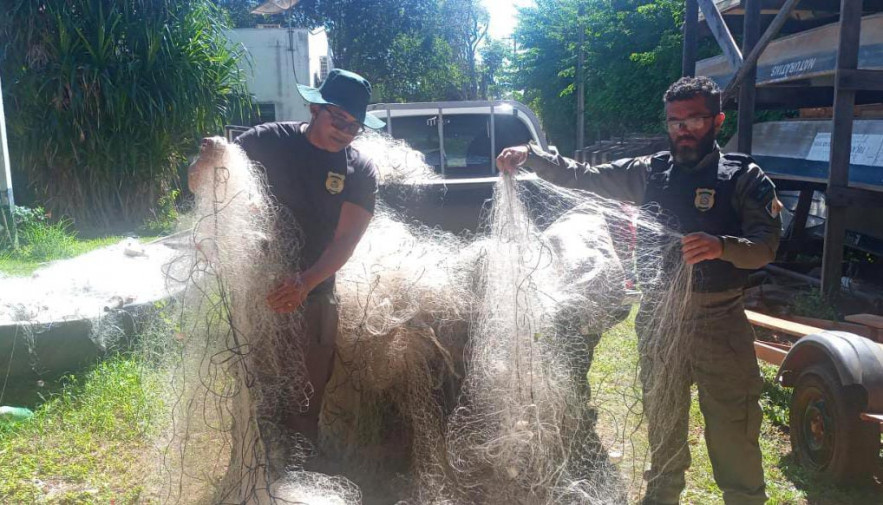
[777,451,883,505]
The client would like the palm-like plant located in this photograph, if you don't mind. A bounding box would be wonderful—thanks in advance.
[1,0,251,230]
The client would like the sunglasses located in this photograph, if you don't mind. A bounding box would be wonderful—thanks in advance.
[665,115,714,132]
[322,105,363,135]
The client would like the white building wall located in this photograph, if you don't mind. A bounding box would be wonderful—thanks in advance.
[226,27,318,122]
[308,28,333,88]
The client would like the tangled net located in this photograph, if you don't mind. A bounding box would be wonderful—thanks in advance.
[159,132,695,504]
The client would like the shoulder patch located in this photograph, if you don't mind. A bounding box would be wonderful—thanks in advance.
[752,176,776,203]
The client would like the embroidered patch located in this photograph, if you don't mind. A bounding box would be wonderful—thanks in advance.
[694,188,716,212]
[326,171,345,195]
[766,198,783,219]
[752,176,775,203]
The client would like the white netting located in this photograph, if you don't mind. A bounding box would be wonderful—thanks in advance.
[160,132,698,503]
[0,132,688,504]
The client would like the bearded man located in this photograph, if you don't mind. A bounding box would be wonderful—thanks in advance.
[497,76,781,505]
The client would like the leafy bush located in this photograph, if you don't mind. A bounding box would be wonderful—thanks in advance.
[1,205,44,252]
[1,0,251,230]
[141,189,181,236]
[18,218,77,262]
[1,206,78,262]
[790,288,839,321]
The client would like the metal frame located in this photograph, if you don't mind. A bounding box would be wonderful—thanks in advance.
[437,106,446,176]
[821,0,863,295]
[684,0,883,295]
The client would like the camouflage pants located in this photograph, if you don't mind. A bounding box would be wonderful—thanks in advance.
[636,289,767,505]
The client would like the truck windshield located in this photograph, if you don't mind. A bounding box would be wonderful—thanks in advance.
[388,113,533,177]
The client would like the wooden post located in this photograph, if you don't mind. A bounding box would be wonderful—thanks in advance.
[683,0,698,77]
[821,0,863,296]
[737,0,760,153]
[784,188,813,260]
[790,189,813,242]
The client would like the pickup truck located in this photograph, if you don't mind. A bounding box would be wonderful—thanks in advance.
[366,100,554,233]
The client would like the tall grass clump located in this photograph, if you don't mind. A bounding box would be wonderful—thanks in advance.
[0,205,76,261]
[0,0,252,230]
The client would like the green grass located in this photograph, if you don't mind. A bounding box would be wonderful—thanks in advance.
[592,308,883,505]
[3,306,880,504]
[0,355,164,504]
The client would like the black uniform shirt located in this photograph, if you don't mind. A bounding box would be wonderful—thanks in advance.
[525,143,782,292]
[235,122,378,294]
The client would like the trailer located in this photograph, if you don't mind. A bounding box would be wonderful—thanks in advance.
[749,310,883,482]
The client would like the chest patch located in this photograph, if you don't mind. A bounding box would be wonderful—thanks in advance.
[694,188,716,212]
[326,171,345,195]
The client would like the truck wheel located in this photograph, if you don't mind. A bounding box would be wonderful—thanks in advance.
[789,364,880,484]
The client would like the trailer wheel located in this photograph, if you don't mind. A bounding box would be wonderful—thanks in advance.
[790,364,879,484]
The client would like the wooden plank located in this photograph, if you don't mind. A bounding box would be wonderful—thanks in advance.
[821,0,863,296]
[746,309,823,337]
[789,315,879,340]
[788,188,813,241]
[860,412,883,424]
[845,313,883,329]
[722,0,803,101]
[737,0,760,153]
[697,0,740,19]
[683,0,699,77]
[825,186,883,208]
[698,0,743,71]
[755,340,789,366]
[837,69,883,92]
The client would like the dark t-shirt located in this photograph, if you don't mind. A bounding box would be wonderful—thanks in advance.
[234,122,378,294]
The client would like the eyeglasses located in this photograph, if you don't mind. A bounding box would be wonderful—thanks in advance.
[665,115,714,132]
[322,105,363,135]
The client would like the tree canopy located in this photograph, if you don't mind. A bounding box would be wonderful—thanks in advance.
[215,0,499,103]
[217,0,690,153]
[514,0,684,154]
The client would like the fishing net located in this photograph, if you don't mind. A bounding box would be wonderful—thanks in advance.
[0,130,696,503]
[159,131,699,504]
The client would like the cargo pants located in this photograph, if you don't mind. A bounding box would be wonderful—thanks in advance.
[636,289,767,505]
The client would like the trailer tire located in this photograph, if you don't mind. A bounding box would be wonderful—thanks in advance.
[789,364,879,484]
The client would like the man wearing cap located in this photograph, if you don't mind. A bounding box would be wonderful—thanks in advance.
[189,69,385,452]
